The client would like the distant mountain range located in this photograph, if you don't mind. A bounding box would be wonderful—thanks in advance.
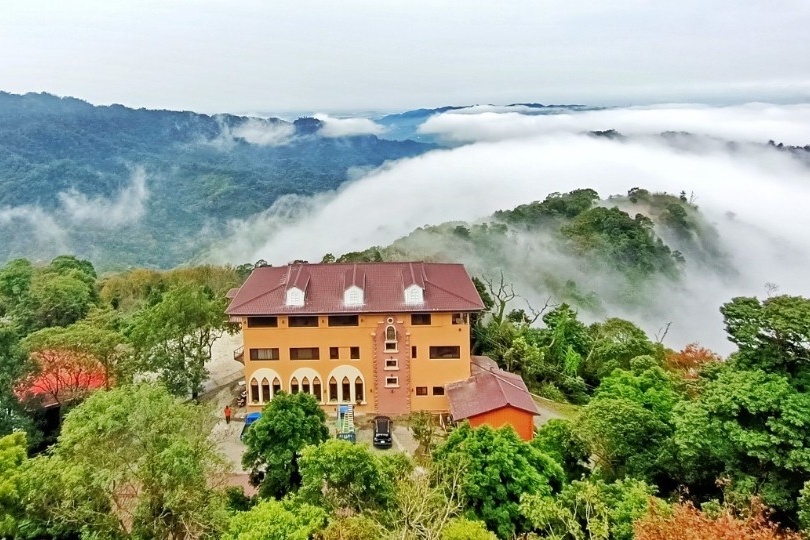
[0,92,436,268]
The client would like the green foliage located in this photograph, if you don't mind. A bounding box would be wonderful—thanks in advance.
[0,432,26,536]
[223,498,326,540]
[532,419,590,481]
[584,318,659,386]
[242,391,329,499]
[721,295,810,376]
[576,398,670,482]
[17,383,230,539]
[298,439,395,513]
[672,366,810,515]
[494,189,599,226]
[440,517,497,540]
[520,477,662,540]
[432,423,564,538]
[128,283,229,398]
[410,410,437,456]
[0,326,36,440]
[319,515,382,540]
[561,206,679,280]
[0,92,434,269]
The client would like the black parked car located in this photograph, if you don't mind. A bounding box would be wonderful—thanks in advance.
[372,416,393,449]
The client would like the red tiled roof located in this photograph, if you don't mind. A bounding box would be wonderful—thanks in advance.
[447,365,539,420]
[226,262,484,315]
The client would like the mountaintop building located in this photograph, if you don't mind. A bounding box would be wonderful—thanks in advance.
[225,261,485,416]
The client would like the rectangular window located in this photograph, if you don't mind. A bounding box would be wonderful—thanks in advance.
[247,316,278,328]
[385,358,399,370]
[249,348,279,360]
[330,347,339,360]
[416,386,428,396]
[429,346,461,359]
[411,313,432,325]
[288,316,319,327]
[350,346,360,359]
[452,313,468,325]
[384,341,398,352]
[328,315,359,327]
[432,386,445,396]
[411,346,417,358]
[385,376,399,388]
[290,347,319,360]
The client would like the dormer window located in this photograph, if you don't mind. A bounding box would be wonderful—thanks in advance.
[344,285,364,306]
[286,287,304,307]
[404,284,423,305]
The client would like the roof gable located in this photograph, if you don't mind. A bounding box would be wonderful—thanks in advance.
[447,364,539,420]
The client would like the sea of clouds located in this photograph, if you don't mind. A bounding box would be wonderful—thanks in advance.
[211,103,810,353]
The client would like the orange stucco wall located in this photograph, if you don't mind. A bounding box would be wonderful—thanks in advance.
[240,311,472,416]
[467,406,536,441]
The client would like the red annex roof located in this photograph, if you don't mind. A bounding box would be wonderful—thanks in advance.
[226,262,484,316]
[447,363,539,420]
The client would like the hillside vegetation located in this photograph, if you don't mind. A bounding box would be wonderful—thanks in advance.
[0,92,433,268]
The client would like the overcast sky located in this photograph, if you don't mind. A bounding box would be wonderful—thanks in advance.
[2,0,809,114]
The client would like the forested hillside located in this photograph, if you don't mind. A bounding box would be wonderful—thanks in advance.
[2,253,810,539]
[0,92,434,268]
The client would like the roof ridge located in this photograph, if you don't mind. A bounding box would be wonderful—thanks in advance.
[227,284,284,311]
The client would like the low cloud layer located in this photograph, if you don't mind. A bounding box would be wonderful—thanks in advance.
[419,103,810,145]
[230,118,295,146]
[314,114,386,138]
[210,104,810,353]
[59,167,149,226]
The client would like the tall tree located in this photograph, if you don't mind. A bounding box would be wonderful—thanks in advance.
[128,283,229,399]
[242,391,329,499]
[432,423,564,538]
[18,383,230,539]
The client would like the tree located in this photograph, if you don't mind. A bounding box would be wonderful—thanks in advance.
[520,478,661,540]
[129,283,230,399]
[720,295,810,376]
[0,326,35,439]
[432,423,564,538]
[440,518,497,540]
[671,367,810,516]
[583,318,659,386]
[532,419,590,481]
[0,432,26,537]
[410,410,437,457]
[576,398,669,482]
[223,498,326,540]
[664,342,722,380]
[298,439,395,513]
[635,499,801,540]
[242,391,329,499]
[20,326,109,409]
[18,383,230,539]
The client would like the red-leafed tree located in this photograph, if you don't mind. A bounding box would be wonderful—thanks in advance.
[635,500,801,540]
[18,325,114,408]
[664,342,722,379]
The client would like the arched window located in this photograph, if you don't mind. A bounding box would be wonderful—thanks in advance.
[341,377,351,402]
[261,378,270,402]
[355,377,364,403]
[329,377,338,402]
[385,324,398,352]
[272,377,281,396]
[302,377,310,395]
[250,378,259,403]
[313,377,322,401]
[291,377,299,394]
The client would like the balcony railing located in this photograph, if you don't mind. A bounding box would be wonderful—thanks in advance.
[233,346,244,364]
